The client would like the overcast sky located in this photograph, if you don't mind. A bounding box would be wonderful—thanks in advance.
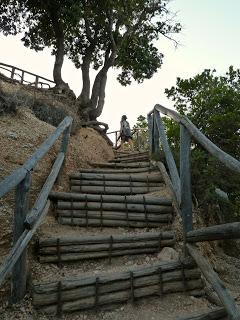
[0,0,240,136]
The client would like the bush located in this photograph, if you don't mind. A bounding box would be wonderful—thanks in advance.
[31,101,69,127]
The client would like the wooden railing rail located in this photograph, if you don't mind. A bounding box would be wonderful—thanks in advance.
[0,116,72,303]
[0,62,55,89]
[148,103,240,320]
[107,128,148,150]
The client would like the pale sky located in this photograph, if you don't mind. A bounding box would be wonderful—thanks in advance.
[0,0,240,138]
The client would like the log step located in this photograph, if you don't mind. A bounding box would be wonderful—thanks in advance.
[109,156,149,163]
[70,179,162,188]
[58,217,172,228]
[90,161,151,168]
[77,167,156,174]
[32,258,203,315]
[53,192,173,228]
[38,231,175,263]
[49,192,172,205]
[114,151,149,158]
[69,172,162,182]
[70,185,163,195]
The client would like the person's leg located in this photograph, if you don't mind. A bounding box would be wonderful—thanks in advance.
[128,138,134,151]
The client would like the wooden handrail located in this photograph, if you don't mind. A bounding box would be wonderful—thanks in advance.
[0,62,55,88]
[0,115,72,303]
[148,103,240,320]
[153,104,240,174]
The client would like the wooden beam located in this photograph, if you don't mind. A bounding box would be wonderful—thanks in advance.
[11,172,31,303]
[187,222,240,243]
[154,110,181,203]
[148,114,154,156]
[186,244,240,320]
[49,191,172,205]
[24,152,64,229]
[180,124,193,233]
[0,201,50,287]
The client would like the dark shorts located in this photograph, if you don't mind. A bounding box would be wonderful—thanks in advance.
[121,135,132,142]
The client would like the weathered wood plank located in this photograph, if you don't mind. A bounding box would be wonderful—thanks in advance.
[0,201,50,287]
[69,172,162,182]
[11,171,31,303]
[180,124,193,233]
[148,114,154,156]
[76,167,156,174]
[39,239,175,255]
[24,152,64,229]
[187,222,240,243]
[156,162,182,218]
[153,109,181,202]
[70,185,162,195]
[186,244,240,320]
[58,217,170,228]
[57,201,171,213]
[70,179,161,188]
[57,210,172,222]
[90,161,151,168]
[49,191,172,205]
[39,231,174,246]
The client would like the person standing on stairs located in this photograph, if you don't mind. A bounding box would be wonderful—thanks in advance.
[119,115,134,151]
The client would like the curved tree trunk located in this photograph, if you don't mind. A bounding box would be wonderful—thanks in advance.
[53,32,65,86]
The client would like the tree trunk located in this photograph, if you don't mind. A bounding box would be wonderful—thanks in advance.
[53,33,65,86]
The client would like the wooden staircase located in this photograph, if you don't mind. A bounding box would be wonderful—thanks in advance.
[32,151,203,316]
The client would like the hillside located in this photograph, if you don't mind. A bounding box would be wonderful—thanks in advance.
[0,78,114,308]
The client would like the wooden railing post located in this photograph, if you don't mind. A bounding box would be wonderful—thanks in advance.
[11,67,15,80]
[115,131,118,149]
[180,124,193,234]
[21,70,24,84]
[153,116,160,158]
[35,76,39,88]
[11,171,31,303]
[147,114,153,156]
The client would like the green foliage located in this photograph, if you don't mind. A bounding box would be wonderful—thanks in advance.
[132,115,149,151]
[68,0,181,84]
[20,0,82,52]
[0,0,24,35]
[164,66,240,221]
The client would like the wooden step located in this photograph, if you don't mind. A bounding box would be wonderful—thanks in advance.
[37,231,175,263]
[70,185,163,195]
[109,155,149,163]
[50,192,172,205]
[90,161,151,168]
[69,172,162,182]
[51,192,173,228]
[32,258,203,315]
[76,167,156,174]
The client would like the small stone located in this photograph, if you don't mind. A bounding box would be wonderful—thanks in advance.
[7,131,18,140]
[157,247,179,262]
[145,256,150,262]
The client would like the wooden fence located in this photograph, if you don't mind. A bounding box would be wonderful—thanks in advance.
[0,116,72,304]
[148,104,240,320]
[0,62,55,89]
